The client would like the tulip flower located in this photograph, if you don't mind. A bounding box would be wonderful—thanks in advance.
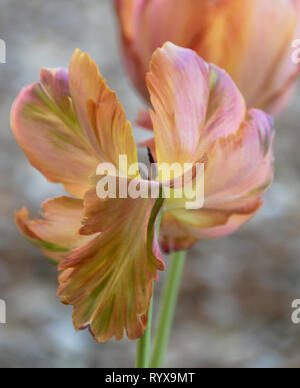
[115,0,300,114]
[12,43,273,352]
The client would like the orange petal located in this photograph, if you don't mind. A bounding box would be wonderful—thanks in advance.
[201,64,246,151]
[160,202,262,252]
[160,107,274,251]
[116,0,300,114]
[228,0,300,113]
[11,68,100,198]
[115,0,210,101]
[12,51,139,197]
[15,197,93,265]
[147,42,209,165]
[204,109,274,211]
[57,180,164,342]
[146,43,246,166]
[114,0,150,100]
[69,49,138,172]
[159,212,199,253]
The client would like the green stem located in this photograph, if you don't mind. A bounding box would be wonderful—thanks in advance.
[135,204,163,368]
[150,250,187,368]
[135,293,154,368]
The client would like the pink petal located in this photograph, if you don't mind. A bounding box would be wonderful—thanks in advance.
[147,42,209,165]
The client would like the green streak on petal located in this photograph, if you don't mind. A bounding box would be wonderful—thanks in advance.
[35,85,81,136]
[24,235,70,253]
[248,181,272,196]
[46,257,60,266]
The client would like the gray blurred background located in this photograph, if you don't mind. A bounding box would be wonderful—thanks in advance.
[1,0,300,368]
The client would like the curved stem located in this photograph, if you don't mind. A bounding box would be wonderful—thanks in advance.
[135,293,154,368]
[150,250,187,368]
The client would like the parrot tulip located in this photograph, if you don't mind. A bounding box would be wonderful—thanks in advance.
[12,43,274,342]
[115,0,300,114]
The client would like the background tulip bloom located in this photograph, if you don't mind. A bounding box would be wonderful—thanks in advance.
[115,0,300,114]
[12,43,273,342]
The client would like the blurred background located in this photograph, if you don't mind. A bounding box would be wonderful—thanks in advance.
[1,0,300,368]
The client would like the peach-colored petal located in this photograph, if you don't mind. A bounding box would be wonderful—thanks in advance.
[11,68,99,198]
[68,50,105,154]
[142,42,274,251]
[57,179,164,342]
[147,42,210,165]
[69,50,138,173]
[201,64,246,150]
[134,45,274,252]
[115,0,300,114]
[114,0,151,100]
[230,0,300,113]
[138,59,247,156]
[191,204,263,241]
[159,212,198,253]
[160,105,274,252]
[146,43,246,166]
[115,0,210,100]
[160,203,262,252]
[15,197,93,264]
[12,52,139,198]
[204,109,274,211]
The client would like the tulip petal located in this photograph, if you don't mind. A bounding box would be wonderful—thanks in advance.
[146,43,247,166]
[232,0,300,113]
[147,42,210,165]
[11,68,100,197]
[12,52,139,198]
[58,180,164,342]
[69,50,138,172]
[15,197,93,264]
[159,212,199,253]
[114,0,151,100]
[204,109,274,211]
[202,64,246,148]
[116,0,300,114]
[160,202,262,252]
[114,0,211,100]
[160,107,274,252]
